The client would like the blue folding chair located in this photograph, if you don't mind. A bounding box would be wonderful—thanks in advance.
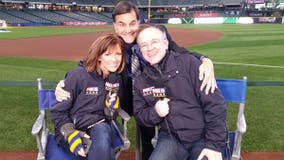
[218,77,247,160]
[31,78,131,160]
[149,77,247,160]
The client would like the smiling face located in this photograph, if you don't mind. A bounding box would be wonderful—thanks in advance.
[113,10,140,44]
[99,44,123,75]
[137,27,169,65]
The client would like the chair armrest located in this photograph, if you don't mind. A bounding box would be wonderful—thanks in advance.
[116,108,131,150]
[31,111,49,158]
[31,113,44,136]
[118,108,131,122]
[151,126,159,148]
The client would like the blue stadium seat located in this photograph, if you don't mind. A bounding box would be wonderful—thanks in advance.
[32,78,130,160]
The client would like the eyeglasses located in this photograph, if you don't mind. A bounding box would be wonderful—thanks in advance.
[139,39,165,51]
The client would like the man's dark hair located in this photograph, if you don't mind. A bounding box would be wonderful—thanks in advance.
[112,1,140,22]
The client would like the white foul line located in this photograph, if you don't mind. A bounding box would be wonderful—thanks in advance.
[214,62,284,69]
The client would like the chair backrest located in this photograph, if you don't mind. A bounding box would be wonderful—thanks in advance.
[37,78,57,110]
[216,77,247,104]
[38,89,57,110]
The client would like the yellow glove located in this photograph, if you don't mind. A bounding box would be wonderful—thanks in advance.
[60,123,91,157]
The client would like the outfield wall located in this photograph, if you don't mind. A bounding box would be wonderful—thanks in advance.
[163,17,284,24]
[10,21,107,27]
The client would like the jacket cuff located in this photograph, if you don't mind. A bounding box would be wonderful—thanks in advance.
[60,123,76,140]
[151,106,164,125]
[205,141,224,152]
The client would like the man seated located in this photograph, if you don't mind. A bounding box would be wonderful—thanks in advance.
[133,24,227,160]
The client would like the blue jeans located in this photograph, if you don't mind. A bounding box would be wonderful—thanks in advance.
[149,131,205,160]
[87,121,115,160]
[59,122,115,160]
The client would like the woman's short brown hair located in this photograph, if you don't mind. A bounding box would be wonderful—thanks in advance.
[85,33,125,75]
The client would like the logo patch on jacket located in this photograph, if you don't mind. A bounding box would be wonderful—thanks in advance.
[85,86,99,95]
[142,86,166,98]
[142,86,154,96]
[152,88,166,98]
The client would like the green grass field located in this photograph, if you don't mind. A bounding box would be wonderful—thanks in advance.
[0,24,283,152]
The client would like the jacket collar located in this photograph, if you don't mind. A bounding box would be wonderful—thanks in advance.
[162,50,178,74]
[142,50,179,86]
[145,50,178,74]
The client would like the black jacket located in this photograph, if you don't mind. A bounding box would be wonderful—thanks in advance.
[120,25,206,116]
[50,65,122,143]
[133,51,227,152]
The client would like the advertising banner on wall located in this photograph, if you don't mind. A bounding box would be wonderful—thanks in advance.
[62,21,107,26]
[258,17,276,23]
[253,17,283,23]
[194,17,224,24]
[193,12,219,18]
[237,17,254,24]
[246,0,265,4]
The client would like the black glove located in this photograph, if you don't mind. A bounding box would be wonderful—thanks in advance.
[60,123,91,155]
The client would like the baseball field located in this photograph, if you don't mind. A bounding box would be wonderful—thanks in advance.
[0,24,283,159]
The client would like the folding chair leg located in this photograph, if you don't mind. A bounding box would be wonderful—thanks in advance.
[232,131,244,160]
[135,124,141,160]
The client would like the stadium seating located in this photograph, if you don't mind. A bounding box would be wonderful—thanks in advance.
[94,0,115,6]
[0,0,243,6]
[0,0,246,26]
[75,11,113,23]
[222,0,243,5]
[31,78,131,160]
[149,77,247,160]
[1,9,112,25]
[4,9,52,23]
[0,10,30,24]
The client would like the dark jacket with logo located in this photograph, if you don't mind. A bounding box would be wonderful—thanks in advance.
[50,65,122,143]
[120,25,205,116]
[133,51,227,152]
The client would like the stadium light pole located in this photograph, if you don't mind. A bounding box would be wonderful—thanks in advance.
[148,0,151,21]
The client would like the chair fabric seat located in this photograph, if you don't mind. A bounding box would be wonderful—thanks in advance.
[223,132,236,160]
[46,134,79,160]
